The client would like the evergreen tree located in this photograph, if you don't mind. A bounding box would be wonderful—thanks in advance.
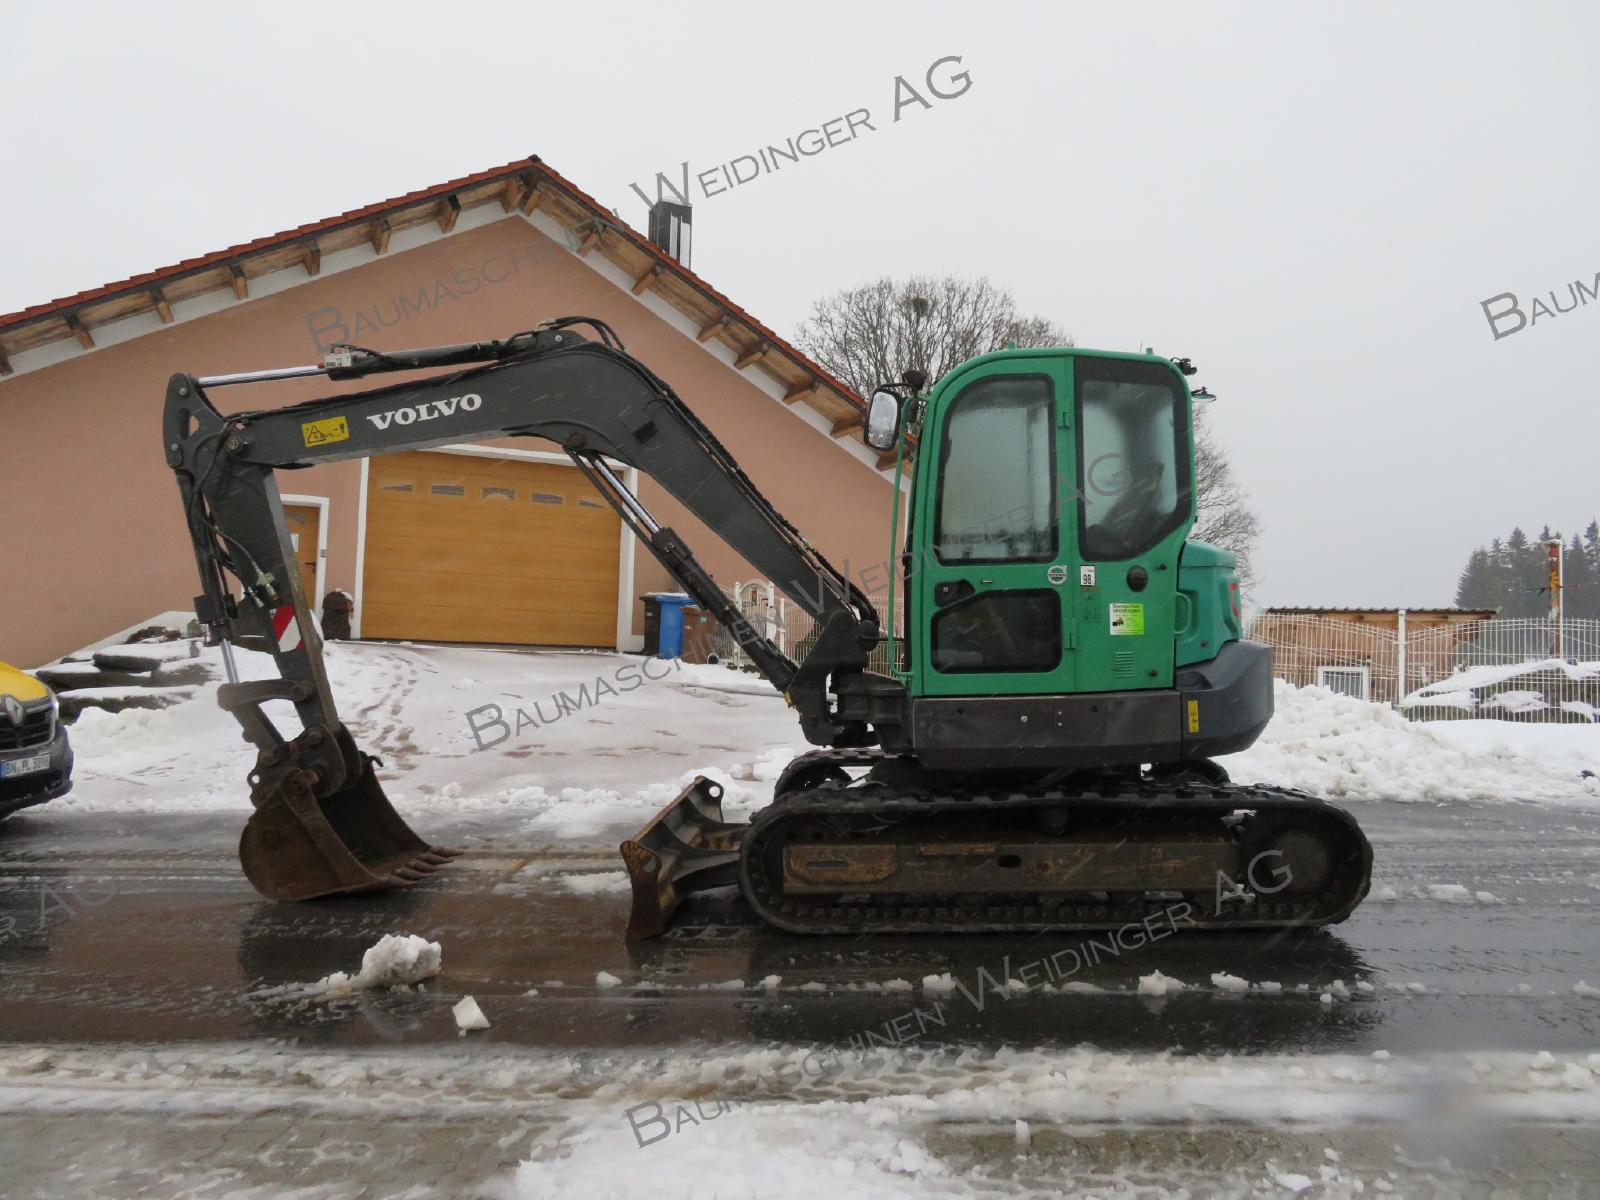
[1503,528,1541,617]
[1454,547,1497,610]
[1565,531,1599,620]
[1451,520,1600,618]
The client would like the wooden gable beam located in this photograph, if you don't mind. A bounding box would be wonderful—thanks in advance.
[226,263,248,300]
[696,313,729,343]
[436,195,461,233]
[876,450,900,471]
[575,224,603,256]
[783,380,817,405]
[500,177,529,213]
[0,348,11,376]
[733,341,770,370]
[831,414,864,438]
[518,178,544,214]
[65,312,94,349]
[370,218,392,255]
[301,244,322,276]
[151,286,174,324]
[631,265,662,296]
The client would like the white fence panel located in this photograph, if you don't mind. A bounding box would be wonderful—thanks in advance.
[1243,611,1600,723]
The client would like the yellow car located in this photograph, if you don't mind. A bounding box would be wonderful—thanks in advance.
[0,661,73,818]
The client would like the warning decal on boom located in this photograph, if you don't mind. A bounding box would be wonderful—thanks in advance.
[302,415,350,447]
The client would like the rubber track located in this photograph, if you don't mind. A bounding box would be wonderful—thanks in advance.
[739,775,1373,934]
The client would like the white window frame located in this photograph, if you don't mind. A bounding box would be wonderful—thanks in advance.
[1316,665,1370,700]
[279,493,330,606]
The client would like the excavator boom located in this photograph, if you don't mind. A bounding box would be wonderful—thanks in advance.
[164,320,903,902]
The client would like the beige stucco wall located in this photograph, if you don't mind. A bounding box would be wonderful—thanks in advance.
[0,217,896,666]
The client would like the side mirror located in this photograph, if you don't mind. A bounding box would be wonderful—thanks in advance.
[864,389,901,452]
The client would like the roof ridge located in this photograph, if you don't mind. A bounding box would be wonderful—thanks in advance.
[0,155,864,412]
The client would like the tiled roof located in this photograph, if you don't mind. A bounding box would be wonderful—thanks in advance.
[0,155,869,428]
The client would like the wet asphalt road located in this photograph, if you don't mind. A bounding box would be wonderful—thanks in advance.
[2,798,1599,1055]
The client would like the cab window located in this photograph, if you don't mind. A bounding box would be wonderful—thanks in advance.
[933,375,1056,564]
[1076,359,1192,561]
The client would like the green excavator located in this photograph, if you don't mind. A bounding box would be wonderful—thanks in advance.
[164,320,1371,937]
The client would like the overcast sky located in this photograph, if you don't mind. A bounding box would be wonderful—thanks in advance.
[5,1,1595,609]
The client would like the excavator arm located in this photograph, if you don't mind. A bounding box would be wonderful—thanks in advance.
[163,319,904,902]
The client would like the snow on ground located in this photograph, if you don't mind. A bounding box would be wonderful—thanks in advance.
[508,1044,1600,1199]
[53,640,797,833]
[1219,680,1600,805]
[5,1042,1598,1199]
[42,643,1600,828]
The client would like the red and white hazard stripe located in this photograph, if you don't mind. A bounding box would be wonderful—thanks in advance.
[271,605,303,654]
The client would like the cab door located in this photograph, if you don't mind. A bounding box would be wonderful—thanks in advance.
[1068,355,1194,691]
[912,357,1074,697]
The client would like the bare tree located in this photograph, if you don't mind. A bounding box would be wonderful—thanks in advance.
[794,275,1072,395]
[796,273,1260,589]
[1191,404,1261,590]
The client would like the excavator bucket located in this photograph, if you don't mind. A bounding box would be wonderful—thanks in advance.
[621,775,749,939]
[239,751,461,901]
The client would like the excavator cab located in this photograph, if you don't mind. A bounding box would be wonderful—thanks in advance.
[865,349,1263,769]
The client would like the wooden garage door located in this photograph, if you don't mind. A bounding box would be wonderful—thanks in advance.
[362,452,621,646]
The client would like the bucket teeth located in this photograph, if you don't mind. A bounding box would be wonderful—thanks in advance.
[238,740,456,901]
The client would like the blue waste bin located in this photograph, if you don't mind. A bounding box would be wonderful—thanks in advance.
[644,592,695,659]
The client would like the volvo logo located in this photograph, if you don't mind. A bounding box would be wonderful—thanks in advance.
[1046,564,1069,585]
[2,696,23,726]
[365,392,482,431]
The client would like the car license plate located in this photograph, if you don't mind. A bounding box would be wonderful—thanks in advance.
[0,753,49,778]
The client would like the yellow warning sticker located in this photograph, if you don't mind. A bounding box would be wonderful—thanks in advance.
[301,415,349,448]
[1187,699,1201,733]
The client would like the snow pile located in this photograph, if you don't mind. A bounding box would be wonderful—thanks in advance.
[313,933,442,995]
[1220,680,1600,804]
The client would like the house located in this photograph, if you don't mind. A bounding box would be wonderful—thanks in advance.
[1246,606,1497,703]
[0,156,902,666]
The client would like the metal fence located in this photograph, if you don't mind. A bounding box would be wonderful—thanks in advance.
[1243,611,1600,723]
[685,591,1600,723]
[687,580,903,675]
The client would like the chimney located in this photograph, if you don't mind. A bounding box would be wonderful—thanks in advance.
[647,200,692,267]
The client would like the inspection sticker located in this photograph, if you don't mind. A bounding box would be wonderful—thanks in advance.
[1109,603,1145,636]
[301,415,350,448]
[1079,565,1096,587]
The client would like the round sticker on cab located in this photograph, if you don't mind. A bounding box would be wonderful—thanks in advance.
[1046,564,1069,585]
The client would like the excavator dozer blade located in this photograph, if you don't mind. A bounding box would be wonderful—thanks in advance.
[239,753,461,901]
[621,775,749,939]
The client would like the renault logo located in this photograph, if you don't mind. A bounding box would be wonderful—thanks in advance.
[2,696,22,726]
